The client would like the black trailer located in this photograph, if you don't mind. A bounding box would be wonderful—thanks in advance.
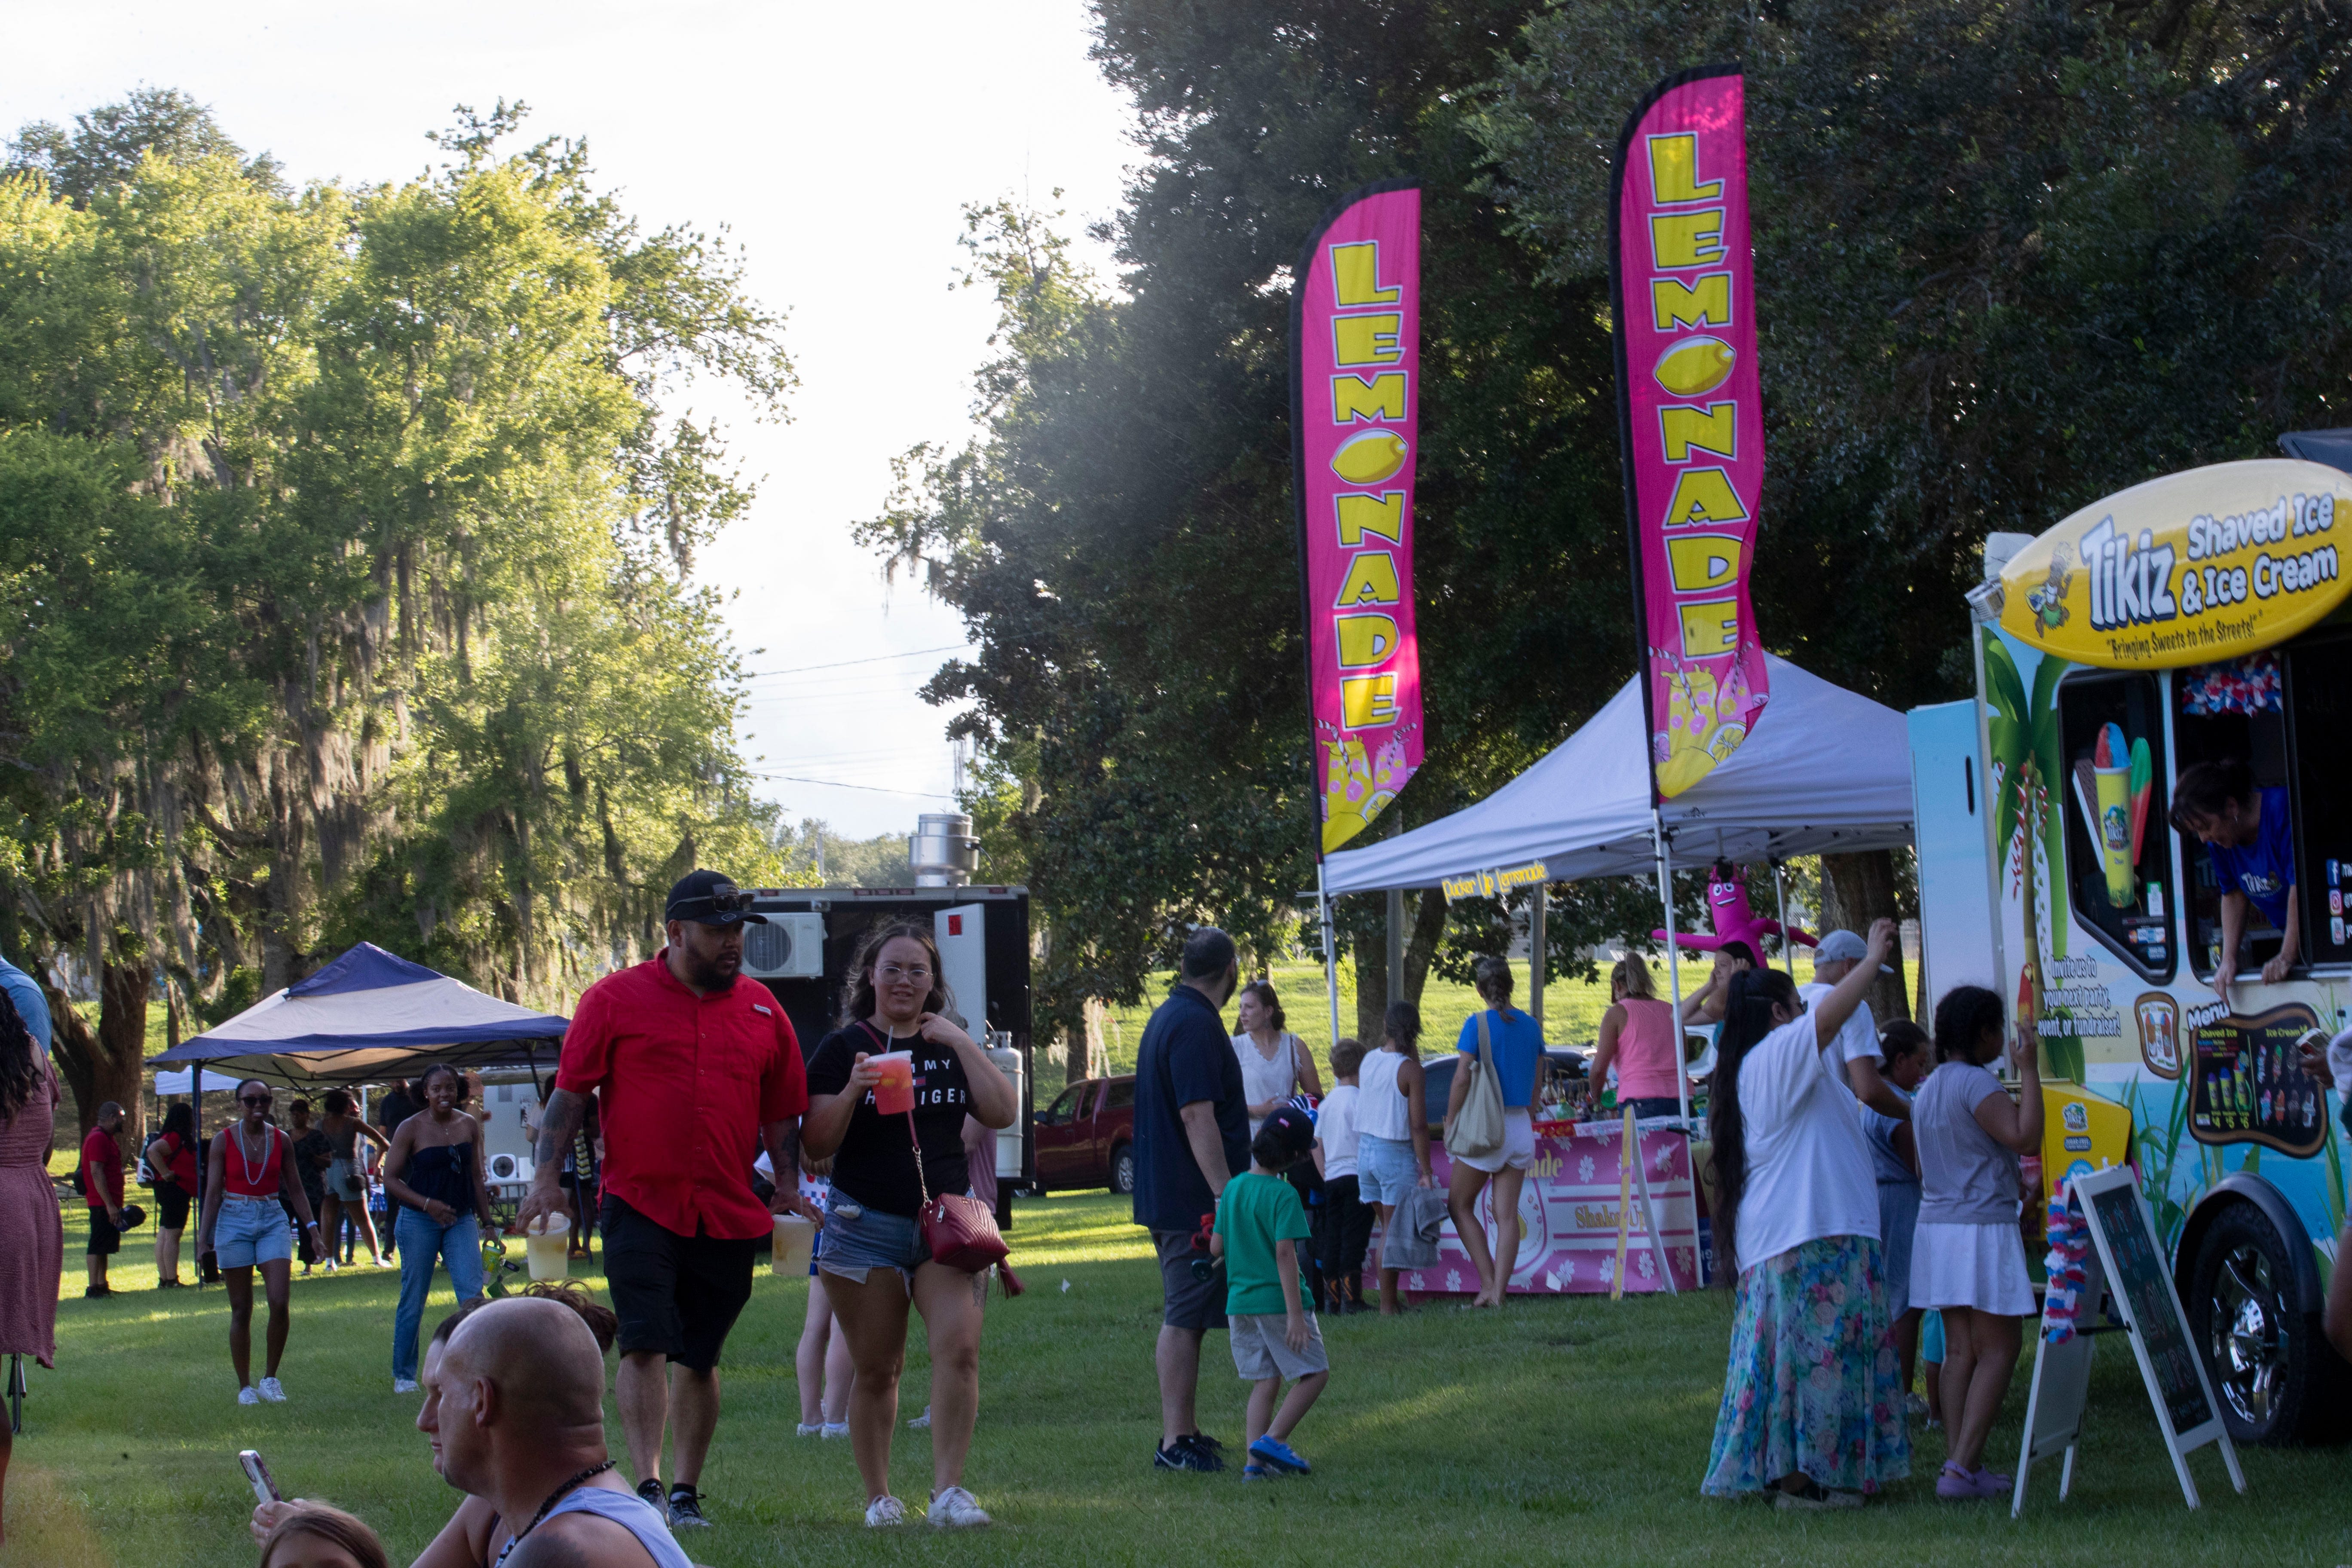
[741,885,1033,1223]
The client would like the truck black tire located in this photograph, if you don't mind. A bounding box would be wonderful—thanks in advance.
[2187,1200,2351,1444]
[1109,1143,1135,1197]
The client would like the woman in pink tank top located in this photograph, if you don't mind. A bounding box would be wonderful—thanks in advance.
[1588,954,1692,1118]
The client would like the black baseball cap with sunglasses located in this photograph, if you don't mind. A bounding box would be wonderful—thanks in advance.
[665,868,770,927]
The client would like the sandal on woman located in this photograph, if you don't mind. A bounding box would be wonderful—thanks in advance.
[1936,1462,2010,1500]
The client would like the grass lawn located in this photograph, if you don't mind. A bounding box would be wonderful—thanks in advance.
[6,1193,2343,1567]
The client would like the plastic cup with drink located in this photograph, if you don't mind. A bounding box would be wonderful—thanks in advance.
[524,1212,571,1282]
[772,1210,816,1275]
[871,1051,916,1117]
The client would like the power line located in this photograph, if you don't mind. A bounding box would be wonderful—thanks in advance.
[748,771,959,799]
[740,645,972,680]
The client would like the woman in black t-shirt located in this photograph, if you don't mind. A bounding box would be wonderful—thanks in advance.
[803,922,1016,1530]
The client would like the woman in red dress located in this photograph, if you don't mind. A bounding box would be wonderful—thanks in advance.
[0,987,61,1550]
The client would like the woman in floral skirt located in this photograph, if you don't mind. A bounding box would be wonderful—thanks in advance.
[1700,919,1909,1509]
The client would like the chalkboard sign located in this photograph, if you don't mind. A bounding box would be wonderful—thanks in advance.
[2070,1165,2245,1509]
[2086,1181,2213,1435]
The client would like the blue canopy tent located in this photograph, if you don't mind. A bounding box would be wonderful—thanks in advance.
[149,942,570,1087]
[147,943,575,1277]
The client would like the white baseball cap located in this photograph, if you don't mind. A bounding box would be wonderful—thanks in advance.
[1814,928,1894,974]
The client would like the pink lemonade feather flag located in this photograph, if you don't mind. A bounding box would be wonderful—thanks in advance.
[1293,184,1425,854]
[1609,67,1770,800]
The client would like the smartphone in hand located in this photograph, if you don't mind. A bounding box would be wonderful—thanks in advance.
[239,1449,281,1507]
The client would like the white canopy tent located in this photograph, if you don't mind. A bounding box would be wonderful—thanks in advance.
[1322,653,1915,894]
[1317,653,1916,1181]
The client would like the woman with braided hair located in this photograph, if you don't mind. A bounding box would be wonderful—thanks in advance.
[197,1078,328,1405]
[1699,919,1909,1510]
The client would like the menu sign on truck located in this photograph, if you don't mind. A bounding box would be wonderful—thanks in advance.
[2184,1000,2328,1158]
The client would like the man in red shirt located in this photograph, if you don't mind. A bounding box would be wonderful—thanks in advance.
[80,1101,128,1298]
[519,869,812,1534]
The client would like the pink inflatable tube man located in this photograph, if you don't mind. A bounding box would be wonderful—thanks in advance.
[1651,860,1816,956]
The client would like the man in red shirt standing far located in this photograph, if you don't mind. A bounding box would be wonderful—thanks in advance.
[81,1101,129,1298]
[519,869,814,1534]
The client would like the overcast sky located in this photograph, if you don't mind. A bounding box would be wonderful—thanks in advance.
[5,1,1137,841]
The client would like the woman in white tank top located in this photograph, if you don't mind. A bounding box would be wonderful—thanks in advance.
[1232,981,1321,1133]
[1351,1001,1431,1314]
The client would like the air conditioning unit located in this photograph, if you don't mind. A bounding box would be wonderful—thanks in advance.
[742,911,826,979]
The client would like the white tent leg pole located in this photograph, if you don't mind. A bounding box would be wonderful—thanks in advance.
[1654,809,1702,1290]
[1773,857,1793,974]
[1654,809,1688,1127]
[192,1063,205,1292]
[1318,864,1342,1053]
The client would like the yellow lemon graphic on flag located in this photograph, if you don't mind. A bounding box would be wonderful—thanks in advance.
[1654,335,1735,398]
[1332,425,1409,486]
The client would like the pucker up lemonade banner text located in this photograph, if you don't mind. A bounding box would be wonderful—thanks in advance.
[1610,68,1769,801]
[1293,184,1424,853]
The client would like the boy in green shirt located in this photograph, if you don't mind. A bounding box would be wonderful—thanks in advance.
[1211,1104,1329,1479]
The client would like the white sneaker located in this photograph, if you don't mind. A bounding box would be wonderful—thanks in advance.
[237,1385,260,1406]
[907,1405,931,1430]
[257,1377,287,1403]
[927,1485,990,1528]
[393,1378,420,1394]
[864,1495,906,1527]
[796,1422,823,1437]
[322,1259,337,1273]
[821,1421,849,1439]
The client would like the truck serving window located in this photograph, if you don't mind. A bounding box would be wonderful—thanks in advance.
[2286,631,2352,968]
[2171,652,2291,979]
[2058,671,2174,979]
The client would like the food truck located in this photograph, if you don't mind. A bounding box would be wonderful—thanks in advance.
[1907,442,2352,1444]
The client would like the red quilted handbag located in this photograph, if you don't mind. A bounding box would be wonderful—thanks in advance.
[906,1110,1023,1295]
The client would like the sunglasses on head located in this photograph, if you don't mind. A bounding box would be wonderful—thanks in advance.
[672,884,755,917]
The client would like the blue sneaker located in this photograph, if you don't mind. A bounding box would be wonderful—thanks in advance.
[1248,1435,1310,1475]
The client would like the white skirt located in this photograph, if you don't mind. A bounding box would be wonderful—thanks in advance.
[1910,1220,2034,1316]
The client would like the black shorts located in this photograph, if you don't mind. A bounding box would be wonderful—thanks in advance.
[1153,1228,1226,1332]
[87,1206,121,1256]
[600,1194,759,1372]
[156,1184,191,1231]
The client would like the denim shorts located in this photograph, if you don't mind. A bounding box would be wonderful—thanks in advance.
[817,1188,930,1286]
[1355,1133,1419,1207]
[213,1195,294,1269]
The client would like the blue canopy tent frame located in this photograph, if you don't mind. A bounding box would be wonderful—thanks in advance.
[150,943,572,1281]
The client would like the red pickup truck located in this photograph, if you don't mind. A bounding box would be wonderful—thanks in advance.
[1032,1075,1136,1194]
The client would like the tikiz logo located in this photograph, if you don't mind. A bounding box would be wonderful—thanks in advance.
[2062,1102,2089,1133]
